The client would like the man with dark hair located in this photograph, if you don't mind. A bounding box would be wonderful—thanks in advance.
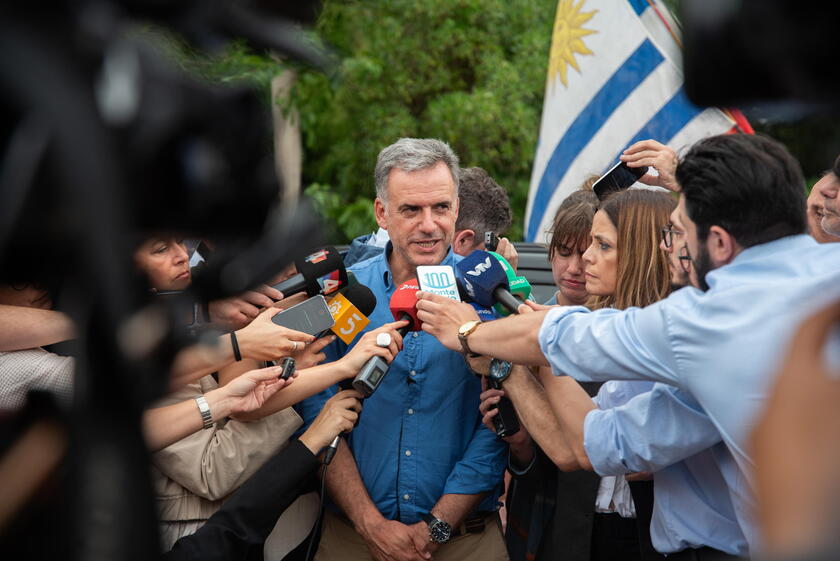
[416,133,840,553]
[452,167,512,256]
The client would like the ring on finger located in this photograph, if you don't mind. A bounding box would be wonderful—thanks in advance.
[376,332,392,348]
[291,341,298,352]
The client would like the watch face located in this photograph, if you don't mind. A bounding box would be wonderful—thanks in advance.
[458,320,479,336]
[429,520,452,543]
[489,359,512,380]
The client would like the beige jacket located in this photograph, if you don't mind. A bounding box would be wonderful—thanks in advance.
[151,374,302,523]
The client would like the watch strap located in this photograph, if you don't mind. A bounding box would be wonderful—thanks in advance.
[195,395,213,429]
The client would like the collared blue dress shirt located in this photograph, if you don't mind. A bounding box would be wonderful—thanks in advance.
[586,383,749,555]
[538,234,840,552]
[306,244,506,524]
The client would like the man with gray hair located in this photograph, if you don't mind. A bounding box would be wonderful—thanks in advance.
[311,138,508,561]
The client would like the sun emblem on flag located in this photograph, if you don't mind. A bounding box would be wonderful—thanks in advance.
[549,0,598,88]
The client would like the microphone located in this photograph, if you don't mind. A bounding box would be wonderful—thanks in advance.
[326,283,377,344]
[389,278,423,330]
[272,246,348,298]
[352,279,417,397]
[487,251,532,316]
[323,283,377,463]
[454,250,522,315]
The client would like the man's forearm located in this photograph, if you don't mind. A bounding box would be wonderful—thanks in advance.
[324,440,383,534]
[470,312,549,366]
[503,365,580,471]
[0,305,75,351]
[430,492,485,529]
[233,360,353,421]
[535,367,596,470]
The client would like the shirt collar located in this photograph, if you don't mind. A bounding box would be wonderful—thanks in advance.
[730,234,816,265]
[379,241,457,290]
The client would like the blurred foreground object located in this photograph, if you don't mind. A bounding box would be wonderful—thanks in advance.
[752,298,840,559]
[682,0,840,107]
[0,1,328,559]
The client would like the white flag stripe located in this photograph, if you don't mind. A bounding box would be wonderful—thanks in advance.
[668,109,737,156]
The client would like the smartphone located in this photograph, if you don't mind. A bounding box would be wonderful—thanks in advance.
[278,357,296,380]
[271,294,335,336]
[592,161,649,201]
[484,231,499,252]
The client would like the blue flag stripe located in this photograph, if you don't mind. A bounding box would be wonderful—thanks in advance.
[627,0,649,16]
[608,87,704,171]
[527,39,664,240]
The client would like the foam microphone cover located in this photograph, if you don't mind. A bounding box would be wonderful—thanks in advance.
[341,283,377,316]
[390,279,422,331]
[295,246,347,296]
[454,250,510,308]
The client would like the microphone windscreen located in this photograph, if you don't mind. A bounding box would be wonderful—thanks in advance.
[295,246,347,296]
[454,250,509,308]
[341,283,377,316]
[390,279,422,331]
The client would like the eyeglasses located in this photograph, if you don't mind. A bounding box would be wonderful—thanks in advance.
[661,223,684,248]
[677,244,693,273]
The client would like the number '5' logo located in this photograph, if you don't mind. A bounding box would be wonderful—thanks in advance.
[339,313,363,335]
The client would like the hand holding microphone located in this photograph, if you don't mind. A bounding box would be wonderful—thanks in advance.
[350,280,421,397]
[339,320,407,382]
[300,389,364,456]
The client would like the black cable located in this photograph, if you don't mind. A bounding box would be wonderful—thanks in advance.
[304,462,329,561]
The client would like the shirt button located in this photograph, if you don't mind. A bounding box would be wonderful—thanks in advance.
[403,494,410,501]
[413,332,419,338]
[410,370,416,376]
[405,449,412,456]
[407,408,414,415]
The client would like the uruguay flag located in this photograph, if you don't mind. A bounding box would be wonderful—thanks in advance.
[525,0,751,242]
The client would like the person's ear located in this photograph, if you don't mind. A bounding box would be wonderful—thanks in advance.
[374,197,388,230]
[452,229,476,257]
[706,226,739,267]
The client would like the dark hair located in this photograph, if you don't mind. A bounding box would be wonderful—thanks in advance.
[455,167,512,236]
[548,186,599,259]
[676,134,806,248]
[833,153,840,178]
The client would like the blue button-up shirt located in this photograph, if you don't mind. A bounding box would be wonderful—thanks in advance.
[306,245,506,523]
[586,383,749,555]
[538,235,840,552]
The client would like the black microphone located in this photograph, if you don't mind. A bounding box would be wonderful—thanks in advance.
[351,279,419,397]
[324,283,377,465]
[272,246,347,298]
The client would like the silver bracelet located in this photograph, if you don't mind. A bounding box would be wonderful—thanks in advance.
[194,395,213,430]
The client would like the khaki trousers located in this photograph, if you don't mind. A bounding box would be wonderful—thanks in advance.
[314,510,510,561]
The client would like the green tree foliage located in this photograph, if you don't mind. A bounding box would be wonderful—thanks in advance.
[292,0,557,242]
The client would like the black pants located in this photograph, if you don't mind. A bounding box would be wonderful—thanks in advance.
[590,513,642,561]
